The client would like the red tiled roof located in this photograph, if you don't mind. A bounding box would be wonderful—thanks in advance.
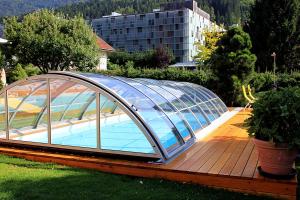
[96,36,114,52]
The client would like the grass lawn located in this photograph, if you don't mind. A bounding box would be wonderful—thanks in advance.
[0,154,281,200]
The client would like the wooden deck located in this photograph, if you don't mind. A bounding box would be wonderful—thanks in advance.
[0,110,297,199]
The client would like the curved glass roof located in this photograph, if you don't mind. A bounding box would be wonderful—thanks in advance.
[0,72,228,162]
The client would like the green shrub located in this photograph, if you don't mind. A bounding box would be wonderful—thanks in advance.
[95,67,213,89]
[245,87,300,149]
[8,64,28,83]
[247,72,300,92]
[24,64,41,76]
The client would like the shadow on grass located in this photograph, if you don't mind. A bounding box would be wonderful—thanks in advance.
[0,155,274,200]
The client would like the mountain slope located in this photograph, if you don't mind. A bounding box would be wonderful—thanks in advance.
[0,0,85,17]
[57,0,242,25]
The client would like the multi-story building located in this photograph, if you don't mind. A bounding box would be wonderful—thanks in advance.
[92,0,212,62]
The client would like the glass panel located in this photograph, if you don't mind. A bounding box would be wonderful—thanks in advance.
[100,94,155,154]
[190,106,209,127]
[180,109,202,131]
[63,90,95,120]
[0,93,5,139]
[205,102,220,118]
[216,98,228,113]
[119,77,193,141]
[135,79,186,110]
[198,103,215,121]
[8,80,48,143]
[50,79,97,148]
[81,74,181,152]
[168,113,191,140]
[136,78,203,133]
[212,99,226,114]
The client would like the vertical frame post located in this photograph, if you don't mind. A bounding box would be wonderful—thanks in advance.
[96,93,101,149]
[47,78,52,144]
[5,89,9,140]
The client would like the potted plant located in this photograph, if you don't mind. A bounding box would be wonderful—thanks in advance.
[245,87,300,176]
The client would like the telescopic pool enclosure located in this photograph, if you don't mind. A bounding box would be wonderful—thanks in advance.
[0,72,228,162]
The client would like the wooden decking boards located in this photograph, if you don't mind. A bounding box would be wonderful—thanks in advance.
[0,110,297,199]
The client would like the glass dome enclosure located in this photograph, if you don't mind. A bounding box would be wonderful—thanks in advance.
[0,72,228,162]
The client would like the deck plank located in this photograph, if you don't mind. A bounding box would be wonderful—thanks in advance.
[230,139,255,177]
[242,147,259,178]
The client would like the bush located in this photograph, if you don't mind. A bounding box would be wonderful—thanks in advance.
[247,72,300,92]
[23,64,41,76]
[8,64,28,83]
[94,67,213,89]
[245,87,300,149]
[108,47,175,69]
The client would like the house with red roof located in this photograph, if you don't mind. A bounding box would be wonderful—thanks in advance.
[96,36,114,70]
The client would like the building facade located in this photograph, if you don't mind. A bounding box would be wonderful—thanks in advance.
[92,0,212,62]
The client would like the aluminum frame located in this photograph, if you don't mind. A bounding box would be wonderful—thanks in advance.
[0,71,228,162]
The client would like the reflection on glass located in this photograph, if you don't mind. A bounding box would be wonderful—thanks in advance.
[100,94,154,153]
[83,74,181,152]
[0,94,5,139]
[8,80,48,143]
[50,80,97,148]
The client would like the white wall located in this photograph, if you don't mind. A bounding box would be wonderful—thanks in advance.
[97,51,108,70]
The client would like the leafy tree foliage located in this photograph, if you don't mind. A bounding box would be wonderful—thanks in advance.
[246,0,300,72]
[194,25,224,67]
[209,26,256,105]
[109,47,174,69]
[153,46,175,68]
[4,10,99,73]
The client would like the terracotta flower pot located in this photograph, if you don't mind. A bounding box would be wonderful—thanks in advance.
[253,138,298,175]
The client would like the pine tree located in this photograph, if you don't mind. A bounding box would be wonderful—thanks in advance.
[209,26,256,105]
[246,0,300,72]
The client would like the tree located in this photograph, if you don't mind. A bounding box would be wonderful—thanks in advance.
[246,0,300,72]
[153,46,175,69]
[209,26,256,105]
[194,25,224,67]
[4,9,99,73]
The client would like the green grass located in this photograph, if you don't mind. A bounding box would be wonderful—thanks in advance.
[0,154,274,200]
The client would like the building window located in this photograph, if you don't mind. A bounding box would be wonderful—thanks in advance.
[175,24,179,30]
[147,39,151,44]
[138,27,143,33]
[140,14,145,20]
[159,25,163,31]
[133,40,138,45]
[176,44,179,49]
[178,11,183,16]
[126,28,129,33]
[155,13,160,18]
[160,38,163,44]
[180,17,184,23]
[180,37,183,42]
[167,31,174,37]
